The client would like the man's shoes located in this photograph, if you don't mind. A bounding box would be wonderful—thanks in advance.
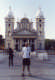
[9,65,10,69]
[28,73,32,76]
[21,73,25,77]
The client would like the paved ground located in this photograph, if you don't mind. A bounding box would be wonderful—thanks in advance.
[0,54,55,80]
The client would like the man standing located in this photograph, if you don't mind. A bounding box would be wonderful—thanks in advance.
[8,47,14,68]
[22,42,31,76]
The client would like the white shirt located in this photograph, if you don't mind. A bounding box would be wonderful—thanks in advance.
[22,46,31,58]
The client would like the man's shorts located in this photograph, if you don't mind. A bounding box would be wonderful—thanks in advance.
[23,58,30,66]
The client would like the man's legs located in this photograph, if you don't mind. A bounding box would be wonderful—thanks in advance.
[22,58,26,76]
[27,65,30,73]
[11,57,13,67]
[9,56,11,68]
[27,65,31,76]
[27,58,31,75]
[22,65,25,76]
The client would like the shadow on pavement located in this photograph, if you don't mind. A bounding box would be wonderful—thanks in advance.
[10,74,52,80]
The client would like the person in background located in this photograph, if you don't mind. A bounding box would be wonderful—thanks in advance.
[8,47,14,68]
[22,42,31,76]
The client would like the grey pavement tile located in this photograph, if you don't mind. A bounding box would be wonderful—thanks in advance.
[0,54,55,80]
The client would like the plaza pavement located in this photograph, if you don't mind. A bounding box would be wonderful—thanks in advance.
[0,53,55,80]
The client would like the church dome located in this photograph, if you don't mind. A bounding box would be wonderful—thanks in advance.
[36,7,44,18]
[6,7,14,18]
[21,18,29,23]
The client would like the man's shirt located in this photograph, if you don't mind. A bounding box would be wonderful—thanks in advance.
[22,46,31,58]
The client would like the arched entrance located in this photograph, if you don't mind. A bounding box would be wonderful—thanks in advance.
[14,38,36,51]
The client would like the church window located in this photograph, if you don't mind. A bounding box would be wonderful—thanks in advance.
[22,23,24,30]
[21,18,29,23]
[39,31,42,35]
[8,43,10,48]
[39,19,41,22]
[39,43,42,50]
[21,24,22,29]
[8,31,10,34]
[15,44,18,51]
[27,24,29,30]
[16,39,18,43]
[9,24,10,27]
[8,31,11,36]
[8,19,11,22]
[40,24,41,28]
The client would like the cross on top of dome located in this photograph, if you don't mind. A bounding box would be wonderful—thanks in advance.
[6,6,14,18]
[36,7,44,18]
[9,6,12,12]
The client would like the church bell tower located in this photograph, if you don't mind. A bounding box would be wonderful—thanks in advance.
[36,7,45,50]
[5,7,15,49]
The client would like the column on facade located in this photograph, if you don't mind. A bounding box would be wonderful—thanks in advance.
[20,39,22,50]
[30,39,32,46]
[18,40,19,50]
[32,39,35,51]
[28,39,29,44]
[35,39,37,50]
[37,39,40,50]
[14,39,16,50]
[33,39,35,49]
[11,38,15,49]
[22,39,24,46]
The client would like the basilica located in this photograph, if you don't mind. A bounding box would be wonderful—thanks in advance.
[5,7,45,51]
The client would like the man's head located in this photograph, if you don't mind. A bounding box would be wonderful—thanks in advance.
[25,42,28,47]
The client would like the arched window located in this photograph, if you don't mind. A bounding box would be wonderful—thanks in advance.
[8,43,10,48]
[9,24,10,27]
[39,31,42,36]
[21,18,29,23]
[40,24,41,28]
[21,24,23,29]
[39,43,42,50]
[39,19,41,22]
[16,39,18,43]
[8,31,11,36]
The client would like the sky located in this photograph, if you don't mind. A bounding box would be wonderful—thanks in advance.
[0,0,55,39]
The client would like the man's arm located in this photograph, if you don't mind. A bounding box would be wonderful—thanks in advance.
[11,49,14,56]
[22,47,24,56]
[29,47,31,56]
[7,49,9,55]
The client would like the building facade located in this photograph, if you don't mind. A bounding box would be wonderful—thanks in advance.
[5,7,45,51]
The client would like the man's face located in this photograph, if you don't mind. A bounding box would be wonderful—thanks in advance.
[25,43,28,47]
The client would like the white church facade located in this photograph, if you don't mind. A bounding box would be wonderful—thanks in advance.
[5,7,45,51]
